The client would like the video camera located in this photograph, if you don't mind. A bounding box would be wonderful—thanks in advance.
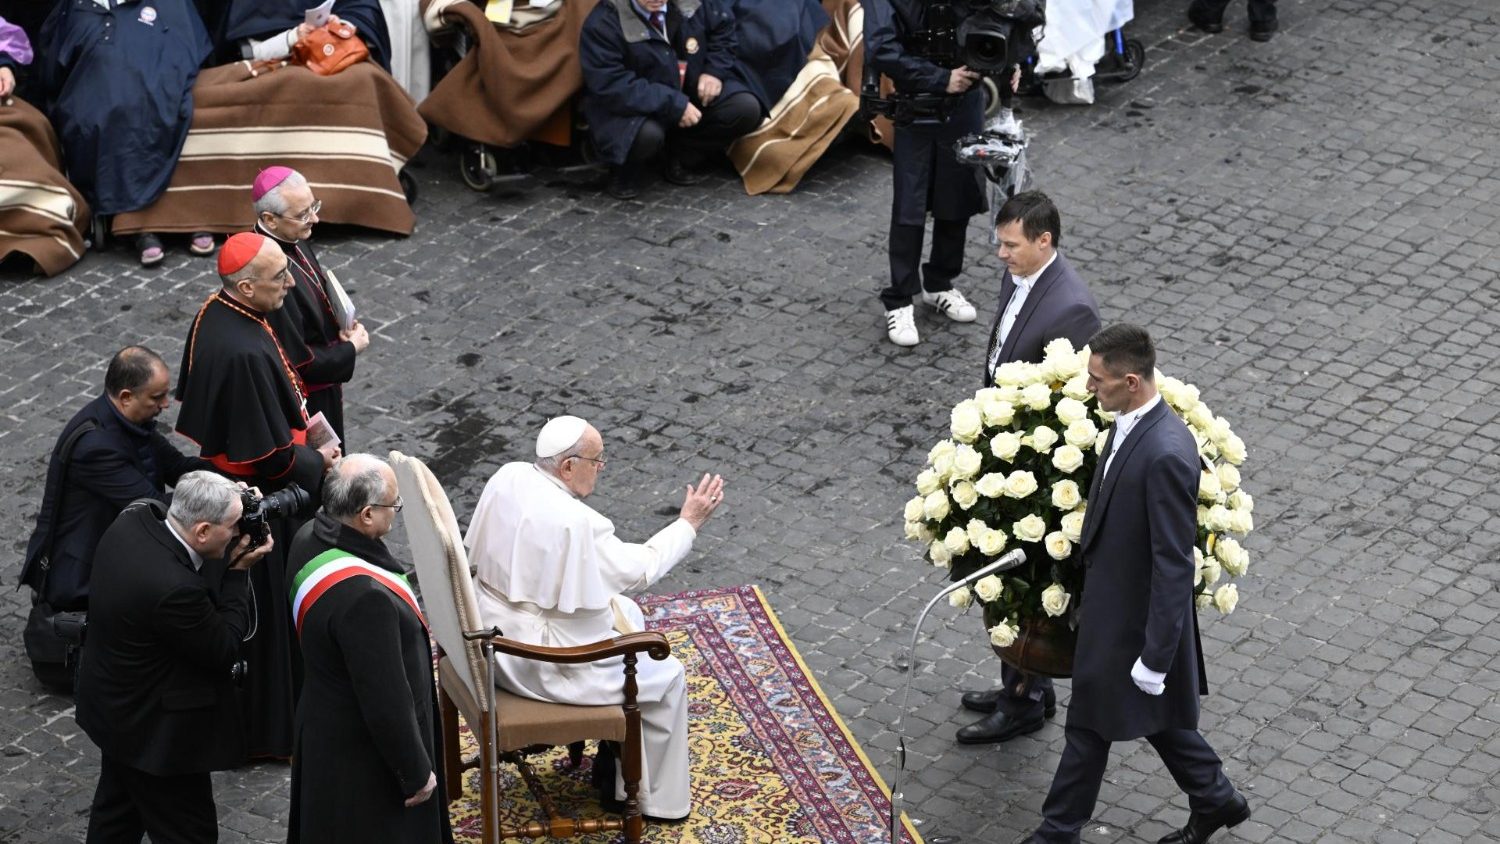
[237,484,309,549]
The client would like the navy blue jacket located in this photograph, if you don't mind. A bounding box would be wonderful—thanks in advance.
[982,253,1102,383]
[730,0,826,108]
[861,0,985,225]
[21,394,207,610]
[37,0,211,214]
[580,0,752,166]
[1070,401,1210,740]
[218,0,391,71]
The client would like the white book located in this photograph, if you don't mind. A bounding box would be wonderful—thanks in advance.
[324,269,356,333]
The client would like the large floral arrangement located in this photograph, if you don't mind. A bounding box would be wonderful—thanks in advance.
[902,339,1254,651]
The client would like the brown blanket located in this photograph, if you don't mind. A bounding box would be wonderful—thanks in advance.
[418,0,588,148]
[0,97,90,276]
[113,61,427,237]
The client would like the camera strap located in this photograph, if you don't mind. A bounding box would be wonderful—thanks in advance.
[289,548,426,635]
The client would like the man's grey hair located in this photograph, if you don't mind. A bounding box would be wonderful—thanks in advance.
[168,471,242,527]
[221,262,259,287]
[323,453,390,519]
[254,169,309,218]
[534,438,587,475]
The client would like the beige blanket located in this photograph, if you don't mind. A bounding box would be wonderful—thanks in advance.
[0,97,90,276]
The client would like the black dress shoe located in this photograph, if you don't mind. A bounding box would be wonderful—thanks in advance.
[1248,20,1278,41]
[959,686,1057,717]
[1186,4,1224,33]
[1157,792,1250,844]
[955,707,1046,744]
[605,172,640,200]
[662,159,706,186]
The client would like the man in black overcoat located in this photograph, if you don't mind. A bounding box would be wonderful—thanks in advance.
[862,0,988,346]
[958,192,1100,744]
[285,454,452,844]
[1028,324,1249,844]
[76,471,275,842]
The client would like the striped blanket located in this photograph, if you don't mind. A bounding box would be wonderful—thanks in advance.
[727,0,865,195]
[112,61,427,238]
[0,97,90,276]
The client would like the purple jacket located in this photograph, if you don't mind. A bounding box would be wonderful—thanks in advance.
[0,16,34,68]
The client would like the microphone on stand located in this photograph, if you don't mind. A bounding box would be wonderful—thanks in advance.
[888,547,1028,843]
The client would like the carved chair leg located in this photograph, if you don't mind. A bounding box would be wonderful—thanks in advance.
[439,684,463,798]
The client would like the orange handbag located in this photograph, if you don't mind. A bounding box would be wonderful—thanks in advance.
[291,20,370,76]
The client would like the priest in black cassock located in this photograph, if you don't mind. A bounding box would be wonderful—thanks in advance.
[214,0,391,70]
[176,232,341,760]
[286,454,453,844]
[253,166,370,444]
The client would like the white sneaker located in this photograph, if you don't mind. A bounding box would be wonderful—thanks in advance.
[922,288,978,323]
[886,305,919,346]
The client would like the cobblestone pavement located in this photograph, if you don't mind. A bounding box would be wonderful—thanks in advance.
[3,0,1499,841]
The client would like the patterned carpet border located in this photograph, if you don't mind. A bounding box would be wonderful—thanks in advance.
[450,584,922,843]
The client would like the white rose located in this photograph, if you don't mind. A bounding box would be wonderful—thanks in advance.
[914,522,935,543]
[1063,418,1098,448]
[904,521,924,540]
[1208,417,1233,446]
[1028,426,1060,453]
[1020,382,1052,411]
[975,472,1007,498]
[1229,509,1254,534]
[1206,504,1233,533]
[1054,397,1088,426]
[992,361,1028,387]
[1051,480,1082,510]
[990,432,1023,461]
[1051,444,1085,474]
[923,490,951,521]
[932,450,956,477]
[1213,583,1239,614]
[973,574,1004,602]
[1195,592,1213,610]
[1043,339,1086,380]
[1094,429,1110,455]
[966,518,989,545]
[949,587,974,609]
[1193,547,1205,586]
[943,527,970,555]
[1013,514,1047,543]
[1042,337,1078,365]
[978,527,1008,556]
[1044,531,1073,560]
[1004,470,1040,499]
[950,479,979,510]
[951,401,983,443]
[1060,510,1085,542]
[903,496,925,522]
[1061,373,1091,401]
[1228,490,1254,512]
[988,620,1019,648]
[928,439,957,467]
[929,539,951,567]
[1216,537,1249,576]
[1221,434,1247,465]
[916,469,942,495]
[1157,376,1185,410]
[1216,463,1241,494]
[1186,403,1214,432]
[1200,557,1222,586]
[952,444,983,480]
[1040,583,1071,617]
[981,398,1016,427]
[1199,470,1223,503]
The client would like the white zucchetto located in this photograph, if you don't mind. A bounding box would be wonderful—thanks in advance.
[535,415,588,458]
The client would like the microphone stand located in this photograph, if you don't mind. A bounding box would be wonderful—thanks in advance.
[888,548,1028,843]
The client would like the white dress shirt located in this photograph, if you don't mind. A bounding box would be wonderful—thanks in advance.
[989,250,1059,374]
[1100,392,1162,482]
[165,517,206,572]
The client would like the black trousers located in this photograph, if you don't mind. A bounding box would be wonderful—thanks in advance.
[880,217,967,311]
[1032,725,1235,843]
[999,662,1054,709]
[1190,0,1277,26]
[621,91,762,177]
[87,755,217,843]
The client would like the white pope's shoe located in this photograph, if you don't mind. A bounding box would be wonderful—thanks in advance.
[922,288,978,322]
[886,305,920,346]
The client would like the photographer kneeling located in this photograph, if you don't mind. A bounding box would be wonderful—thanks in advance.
[76,471,274,843]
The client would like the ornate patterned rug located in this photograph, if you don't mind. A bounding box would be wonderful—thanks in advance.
[449,584,923,843]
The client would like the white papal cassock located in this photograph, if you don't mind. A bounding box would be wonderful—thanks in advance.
[464,462,695,819]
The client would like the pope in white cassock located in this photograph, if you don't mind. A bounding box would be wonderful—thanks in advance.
[464,415,726,820]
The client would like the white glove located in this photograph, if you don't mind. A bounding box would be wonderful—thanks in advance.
[1131,657,1166,696]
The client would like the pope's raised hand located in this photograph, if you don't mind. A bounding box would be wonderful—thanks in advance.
[680,473,725,530]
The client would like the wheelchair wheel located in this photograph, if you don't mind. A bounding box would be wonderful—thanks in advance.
[91,214,111,251]
[460,145,498,192]
[1120,40,1146,82]
[399,169,419,205]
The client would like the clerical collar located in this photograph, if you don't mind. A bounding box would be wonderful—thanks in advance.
[1013,250,1058,290]
[532,464,578,498]
[255,220,298,247]
[164,517,205,571]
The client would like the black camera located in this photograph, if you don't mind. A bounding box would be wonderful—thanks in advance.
[955,0,1045,74]
[237,484,309,549]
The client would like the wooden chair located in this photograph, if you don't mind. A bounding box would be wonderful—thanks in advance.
[389,451,671,844]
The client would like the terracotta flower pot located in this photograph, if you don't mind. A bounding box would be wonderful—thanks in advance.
[991,617,1077,679]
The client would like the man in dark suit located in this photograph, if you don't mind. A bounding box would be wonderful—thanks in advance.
[1028,324,1249,844]
[286,454,451,843]
[958,191,1101,745]
[20,346,207,690]
[76,471,275,843]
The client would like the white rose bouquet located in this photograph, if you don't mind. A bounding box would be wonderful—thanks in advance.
[903,339,1255,652]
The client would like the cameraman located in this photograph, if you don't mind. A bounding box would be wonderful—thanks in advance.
[864,0,988,347]
[75,471,272,843]
[20,346,208,691]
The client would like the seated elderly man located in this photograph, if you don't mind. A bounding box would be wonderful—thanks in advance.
[464,415,726,820]
[218,0,392,70]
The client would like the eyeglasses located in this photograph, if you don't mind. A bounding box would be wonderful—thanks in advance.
[369,496,404,513]
[275,199,322,224]
[571,455,607,468]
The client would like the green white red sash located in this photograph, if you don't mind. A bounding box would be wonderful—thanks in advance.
[289,548,426,635]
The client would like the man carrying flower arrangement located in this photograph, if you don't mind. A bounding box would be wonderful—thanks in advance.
[1027,324,1249,844]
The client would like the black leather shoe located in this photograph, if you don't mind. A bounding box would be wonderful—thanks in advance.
[663,159,706,186]
[1157,792,1250,844]
[1186,4,1224,33]
[605,172,639,201]
[955,707,1046,744]
[1248,21,1278,41]
[959,686,1057,717]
